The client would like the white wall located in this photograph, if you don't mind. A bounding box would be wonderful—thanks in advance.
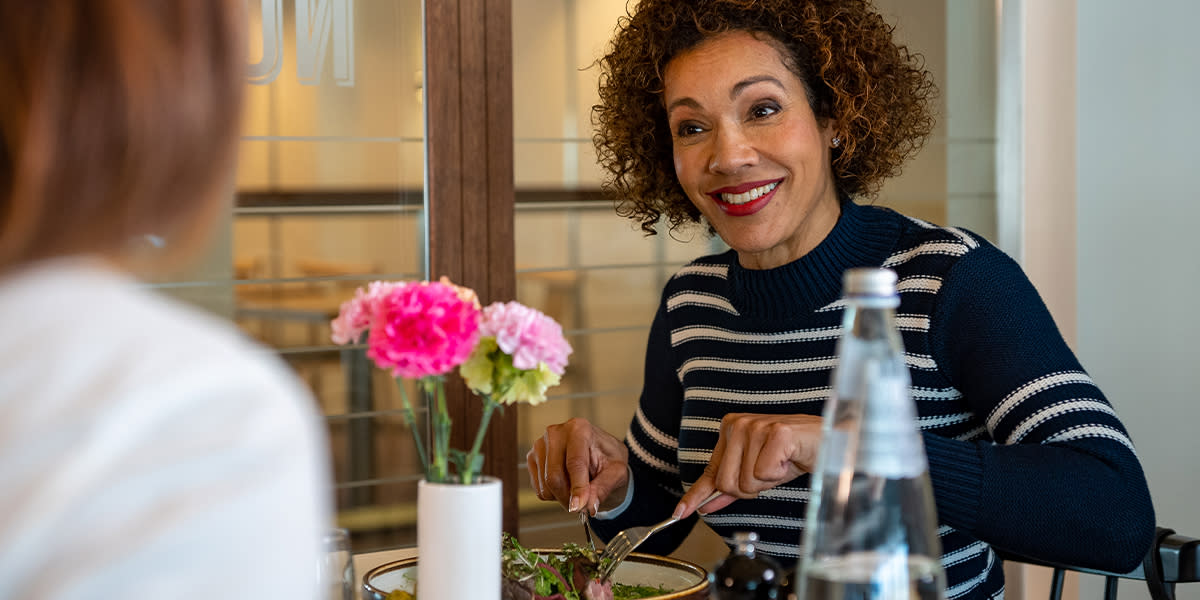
[1077,1,1200,598]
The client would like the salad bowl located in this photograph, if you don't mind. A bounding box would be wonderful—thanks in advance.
[362,549,709,600]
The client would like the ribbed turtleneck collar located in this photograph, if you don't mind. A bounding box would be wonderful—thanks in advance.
[728,200,901,319]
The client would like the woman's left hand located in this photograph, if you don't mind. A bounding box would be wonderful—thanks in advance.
[672,412,823,518]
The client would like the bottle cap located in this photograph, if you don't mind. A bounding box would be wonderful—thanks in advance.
[843,267,898,297]
[732,531,759,552]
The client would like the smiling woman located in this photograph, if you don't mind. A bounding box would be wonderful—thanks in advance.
[525,1,1156,598]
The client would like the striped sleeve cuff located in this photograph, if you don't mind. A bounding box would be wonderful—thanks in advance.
[923,433,984,532]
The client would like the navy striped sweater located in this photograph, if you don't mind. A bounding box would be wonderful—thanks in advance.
[589,200,1155,599]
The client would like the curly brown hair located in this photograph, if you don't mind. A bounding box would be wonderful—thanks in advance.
[593,0,937,235]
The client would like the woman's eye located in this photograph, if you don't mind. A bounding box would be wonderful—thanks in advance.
[675,123,704,138]
[750,103,780,120]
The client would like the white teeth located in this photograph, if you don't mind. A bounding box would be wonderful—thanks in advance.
[719,182,778,205]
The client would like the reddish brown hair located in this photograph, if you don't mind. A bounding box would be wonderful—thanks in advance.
[593,0,937,235]
[0,1,246,271]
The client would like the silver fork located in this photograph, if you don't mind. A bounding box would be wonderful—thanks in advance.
[596,490,722,581]
[579,509,597,552]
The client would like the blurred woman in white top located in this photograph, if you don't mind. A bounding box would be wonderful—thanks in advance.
[0,2,332,598]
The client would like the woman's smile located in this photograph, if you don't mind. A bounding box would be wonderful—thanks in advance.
[709,179,781,216]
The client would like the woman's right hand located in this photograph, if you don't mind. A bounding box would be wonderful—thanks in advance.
[526,417,629,516]
[673,412,823,519]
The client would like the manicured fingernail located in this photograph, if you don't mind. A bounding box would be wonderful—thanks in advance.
[569,496,581,512]
[593,500,600,515]
[672,504,684,520]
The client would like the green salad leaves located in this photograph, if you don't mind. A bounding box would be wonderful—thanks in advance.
[500,534,670,600]
[502,533,607,599]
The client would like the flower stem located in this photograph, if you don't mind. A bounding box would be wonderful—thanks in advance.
[396,380,430,480]
[429,377,451,483]
[462,395,498,484]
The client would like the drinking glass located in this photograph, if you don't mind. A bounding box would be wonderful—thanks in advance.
[320,528,357,600]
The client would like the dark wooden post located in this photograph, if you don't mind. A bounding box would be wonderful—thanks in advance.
[425,0,518,536]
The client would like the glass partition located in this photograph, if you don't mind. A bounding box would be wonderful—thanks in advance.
[146,0,429,552]
[239,0,427,552]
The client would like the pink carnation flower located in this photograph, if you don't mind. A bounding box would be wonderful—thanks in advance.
[479,301,572,374]
[330,281,407,345]
[366,280,481,379]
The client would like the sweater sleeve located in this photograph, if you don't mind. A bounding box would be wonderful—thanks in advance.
[924,246,1155,572]
[587,298,700,555]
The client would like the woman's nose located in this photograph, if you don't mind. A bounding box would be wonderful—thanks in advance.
[707,125,757,173]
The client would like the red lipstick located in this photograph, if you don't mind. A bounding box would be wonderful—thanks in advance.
[708,179,781,217]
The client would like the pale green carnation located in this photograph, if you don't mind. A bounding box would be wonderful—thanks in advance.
[496,363,561,406]
[464,336,561,405]
[461,337,500,395]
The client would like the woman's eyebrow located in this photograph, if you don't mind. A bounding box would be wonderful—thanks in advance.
[731,75,785,99]
[666,97,702,115]
[666,75,786,116]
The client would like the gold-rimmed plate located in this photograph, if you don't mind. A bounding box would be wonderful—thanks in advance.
[361,550,709,599]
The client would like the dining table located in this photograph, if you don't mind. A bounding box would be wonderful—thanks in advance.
[353,546,418,583]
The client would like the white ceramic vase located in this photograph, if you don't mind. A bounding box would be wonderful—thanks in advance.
[417,477,502,600]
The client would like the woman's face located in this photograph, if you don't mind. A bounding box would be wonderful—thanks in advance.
[663,30,841,270]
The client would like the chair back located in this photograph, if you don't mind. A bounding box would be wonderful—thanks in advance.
[1010,527,1199,600]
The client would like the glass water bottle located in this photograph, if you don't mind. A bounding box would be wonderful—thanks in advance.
[797,268,945,600]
